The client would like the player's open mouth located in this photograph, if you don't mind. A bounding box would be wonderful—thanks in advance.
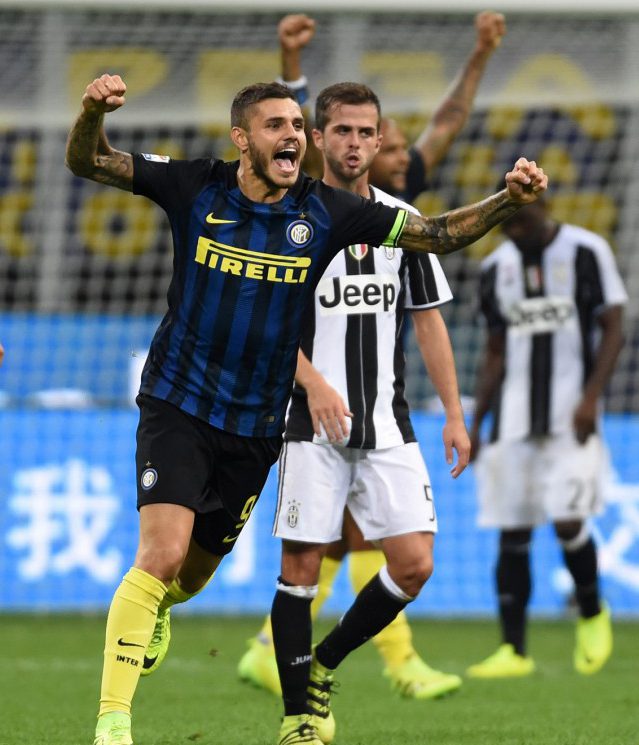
[273,147,298,175]
[346,155,361,168]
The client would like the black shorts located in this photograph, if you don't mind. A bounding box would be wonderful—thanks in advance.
[135,394,281,556]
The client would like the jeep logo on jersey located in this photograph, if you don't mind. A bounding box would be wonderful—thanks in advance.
[195,237,311,284]
[317,274,397,316]
[507,296,576,336]
[286,220,313,247]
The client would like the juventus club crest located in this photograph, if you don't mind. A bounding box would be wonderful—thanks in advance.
[286,499,300,528]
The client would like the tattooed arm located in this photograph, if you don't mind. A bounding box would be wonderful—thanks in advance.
[415,11,505,174]
[398,158,547,255]
[65,74,133,191]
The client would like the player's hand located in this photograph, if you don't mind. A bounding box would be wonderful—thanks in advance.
[82,74,126,115]
[278,14,316,52]
[443,415,471,478]
[505,158,548,205]
[573,395,597,444]
[475,11,506,53]
[0,342,4,366]
[305,377,353,443]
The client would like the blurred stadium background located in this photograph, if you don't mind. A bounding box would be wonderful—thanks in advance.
[1,0,638,618]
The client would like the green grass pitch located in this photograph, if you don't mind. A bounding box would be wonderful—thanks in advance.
[1,614,637,745]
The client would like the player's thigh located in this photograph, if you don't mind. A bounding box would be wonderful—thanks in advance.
[135,393,213,513]
[539,433,605,522]
[192,429,282,556]
[474,440,543,528]
[348,442,437,541]
[273,441,352,544]
[343,508,372,552]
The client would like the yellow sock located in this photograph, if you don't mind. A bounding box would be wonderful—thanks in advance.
[349,550,415,669]
[159,572,214,612]
[99,567,167,716]
[311,556,342,621]
[254,556,342,648]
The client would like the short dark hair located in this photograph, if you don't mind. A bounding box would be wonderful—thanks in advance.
[315,82,381,132]
[231,82,297,129]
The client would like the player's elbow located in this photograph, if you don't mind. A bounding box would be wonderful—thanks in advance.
[65,154,95,179]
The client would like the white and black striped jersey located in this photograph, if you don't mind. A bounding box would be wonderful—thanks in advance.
[479,224,627,443]
[286,187,452,449]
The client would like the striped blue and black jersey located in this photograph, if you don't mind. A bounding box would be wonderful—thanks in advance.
[132,154,407,438]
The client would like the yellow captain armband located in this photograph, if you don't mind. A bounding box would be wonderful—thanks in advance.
[382,209,408,248]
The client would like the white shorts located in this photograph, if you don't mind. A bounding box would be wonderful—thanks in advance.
[273,440,437,543]
[474,433,606,529]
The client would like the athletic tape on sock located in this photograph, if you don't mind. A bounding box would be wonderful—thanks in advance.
[276,581,319,600]
[379,565,414,603]
[560,523,591,552]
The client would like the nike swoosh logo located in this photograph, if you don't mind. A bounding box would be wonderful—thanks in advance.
[143,655,158,668]
[206,213,237,225]
[117,638,145,648]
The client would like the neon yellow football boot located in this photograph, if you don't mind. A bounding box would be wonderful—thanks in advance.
[277,714,323,745]
[140,607,170,677]
[93,712,132,745]
[307,653,336,745]
[466,644,535,679]
[385,654,462,699]
[237,636,282,695]
[574,603,613,675]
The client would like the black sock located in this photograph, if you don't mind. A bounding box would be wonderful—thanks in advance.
[271,580,313,716]
[315,573,408,670]
[562,536,600,619]
[497,530,532,656]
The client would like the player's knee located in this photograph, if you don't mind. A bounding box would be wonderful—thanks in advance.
[281,543,323,585]
[499,528,532,553]
[136,541,188,583]
[391,555,433,597]
[553,520,583,542]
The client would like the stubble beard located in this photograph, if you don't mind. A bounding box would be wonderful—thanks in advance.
[324,150,370,186]
[247,139,289,193]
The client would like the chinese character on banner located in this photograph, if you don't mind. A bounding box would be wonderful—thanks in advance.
[6,459,122,583]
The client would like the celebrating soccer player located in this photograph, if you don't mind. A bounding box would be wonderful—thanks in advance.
[66,71,545,745]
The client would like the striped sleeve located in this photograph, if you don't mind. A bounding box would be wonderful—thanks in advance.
[403,252,453,309]
[589,237,628,310]
[479,262,506,331]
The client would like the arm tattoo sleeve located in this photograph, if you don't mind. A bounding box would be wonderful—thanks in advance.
[398,191,519,255]
[66,110,133,192]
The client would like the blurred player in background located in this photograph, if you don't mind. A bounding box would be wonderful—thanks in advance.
[276,10,505,201]
[238,9,506,702]
[467,197,625,679]
[66,71,545,745]
[267,81,469,745]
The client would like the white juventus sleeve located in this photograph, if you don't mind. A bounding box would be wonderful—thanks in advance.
[589,234,628,310]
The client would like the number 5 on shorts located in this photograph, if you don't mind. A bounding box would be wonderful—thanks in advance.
[424,485,436,523]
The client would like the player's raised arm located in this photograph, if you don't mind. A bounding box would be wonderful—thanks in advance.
[415,10,505,174]
[398,158,547,255]
[278,14,315,88]
[65,73,133,191]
